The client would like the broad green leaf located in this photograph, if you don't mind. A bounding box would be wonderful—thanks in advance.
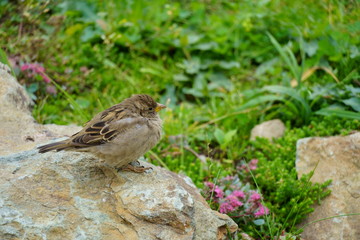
[194,42,218,51]
[76,97,91,109]
[183,58,201,74]
[208,72,233,91]
[214,128,225,145]
[342,98,360,112]
[182,87,203,98]
[347,21,360,32]
[304,40,318,57]
[140,67,161,76]
[173,74,189,82]
[242,88,265,98]
[218,61,240,69]
[255,58,279,76]
[193,73,207,90]
[349,45,359,58]
[187,34,202,44]
[103,59,117,68]
[253,219,265,226]
[25,83,39,101]
[224,129,237,144]
[27,83,39,93]
[81,26,102,42]
[65,24,84,36]
[345,85,360,95]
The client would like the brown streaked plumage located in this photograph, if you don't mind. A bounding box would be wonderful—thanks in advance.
[38,94,166,172]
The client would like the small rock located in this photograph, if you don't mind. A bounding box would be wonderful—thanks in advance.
[250,119,285,141]
[296,133,360,240]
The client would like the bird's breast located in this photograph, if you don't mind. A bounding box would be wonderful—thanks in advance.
[92,117,162,168]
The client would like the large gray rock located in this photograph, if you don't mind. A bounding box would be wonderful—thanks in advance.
[0,63,237,239]
[0,62,81,156]
[0,151,237,240]
[296,133,360,240]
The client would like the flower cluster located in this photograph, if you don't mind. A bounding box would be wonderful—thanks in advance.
[203,174,269,220]
[15,61,57,95]
[21,63,51,83]
[237,158,258,172]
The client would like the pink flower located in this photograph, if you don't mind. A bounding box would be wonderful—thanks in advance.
[219,202,235,214]
[46,85,57,95]
[232,190,245,199]
[249,159,258,170]
[204,181,214,189]
[250,192,261,201]
[237,159,259,172]
[226,195,243,208]
[20,63,51,83]
[80,66,89,73]
[254,205,269,217]
[214,186,224,199]
[39,72,51,83]
[222,175,235,181]
[21,63,45,73]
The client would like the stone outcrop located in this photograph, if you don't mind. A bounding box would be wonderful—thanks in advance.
[0,151,237,240]
[0,63,237,239]
[296,133,360,240]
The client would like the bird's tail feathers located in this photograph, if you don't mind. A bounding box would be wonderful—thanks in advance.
[38,140,71,153]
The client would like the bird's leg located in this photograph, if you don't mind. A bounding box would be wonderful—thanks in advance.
[119,160,152,173]
[132,160,140,166]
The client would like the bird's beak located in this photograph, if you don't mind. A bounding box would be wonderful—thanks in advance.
[155,103,166,112]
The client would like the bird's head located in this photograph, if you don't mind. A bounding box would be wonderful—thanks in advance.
[126,94,166,118]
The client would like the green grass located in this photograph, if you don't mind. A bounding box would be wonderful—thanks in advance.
[1,0,359,238]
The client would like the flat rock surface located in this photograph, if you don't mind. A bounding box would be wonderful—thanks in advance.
[0,150,237,240]
[296,133,360,240]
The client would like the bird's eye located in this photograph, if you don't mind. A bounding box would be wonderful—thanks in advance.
[148,107,153,111]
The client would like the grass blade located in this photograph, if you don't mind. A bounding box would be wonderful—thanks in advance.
[43,73,90,121]
[237,94,285,111]
[266,32,300,84]
[0,48,16,76]
[315,108,360,120]
[263,85,312,122]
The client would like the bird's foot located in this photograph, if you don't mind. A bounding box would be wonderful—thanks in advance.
[119,162,152,173]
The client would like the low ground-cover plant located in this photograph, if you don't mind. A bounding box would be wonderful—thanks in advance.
[203,117,359,238]
[203,159,270,221]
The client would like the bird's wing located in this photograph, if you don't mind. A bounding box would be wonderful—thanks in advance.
[69,106,146,148]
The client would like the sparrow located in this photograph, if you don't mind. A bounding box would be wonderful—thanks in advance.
[38,94,166,173]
